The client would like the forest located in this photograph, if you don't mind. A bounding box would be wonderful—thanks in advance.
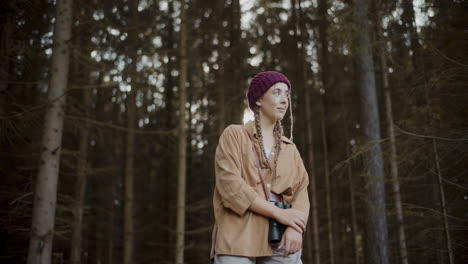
[0,0,467,263]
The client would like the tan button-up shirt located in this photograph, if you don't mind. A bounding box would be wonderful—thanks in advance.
[211,121,310,258]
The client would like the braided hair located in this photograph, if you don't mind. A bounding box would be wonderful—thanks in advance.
[253,106,284,177]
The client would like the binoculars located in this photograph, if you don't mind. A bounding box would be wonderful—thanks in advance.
[268,202,292,243]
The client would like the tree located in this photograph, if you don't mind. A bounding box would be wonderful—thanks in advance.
[317,1,336,262]
[123,78,136,264]
[339,82,360,264]
[296,0,321,262]
[225,0,245,125]
[69,46,92,264]
[27,0,73,263]
[123,1,139,263]
[1,0,466,263]
[215,0,226,135]
[0,1,13,113]
[352,0,389,263]
[175,0,188,263]
[304,80,321,264]
[375,11,409,264]
[432,138,454,264]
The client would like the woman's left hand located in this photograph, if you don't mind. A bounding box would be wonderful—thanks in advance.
[278,227,303,257]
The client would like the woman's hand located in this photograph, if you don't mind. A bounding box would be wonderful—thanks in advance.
[248,197,306,233]
[278,227,303,257]
[273,208,306,233]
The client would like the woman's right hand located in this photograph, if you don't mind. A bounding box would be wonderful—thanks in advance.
[248,197,306,233]
[273,208,306,233]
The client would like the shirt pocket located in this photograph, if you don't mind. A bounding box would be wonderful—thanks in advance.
[272,154,298,201]
[241,149,263,188]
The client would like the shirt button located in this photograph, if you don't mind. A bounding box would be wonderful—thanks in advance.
[267,183,271,189]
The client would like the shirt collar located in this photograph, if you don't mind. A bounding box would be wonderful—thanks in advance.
[244,120,293,144]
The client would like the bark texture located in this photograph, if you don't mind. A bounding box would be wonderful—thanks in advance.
[123,2,139,262]
[304,84,321,264]
[70,62,91,264]
[318,1,335,261]
[378,28,409,264]
[175,0,188,263]
[339,85,360,264]
[296,2,321,261]
[432,140,454,264]
[27,0,73,263]
[353,0,389,263]
[123,83,136,264]
[216,0,225,135]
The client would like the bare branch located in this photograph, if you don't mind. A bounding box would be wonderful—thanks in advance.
[66,115,176,135]
[394,124,468,141]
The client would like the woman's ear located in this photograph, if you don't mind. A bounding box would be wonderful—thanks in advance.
[256,99,262,107]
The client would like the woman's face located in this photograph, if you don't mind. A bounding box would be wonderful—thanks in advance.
[256,82,289,122]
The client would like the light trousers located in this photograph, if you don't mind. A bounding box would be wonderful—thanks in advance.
[214,245,302,264]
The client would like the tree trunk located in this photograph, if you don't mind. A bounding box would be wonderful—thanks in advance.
[69,61,91,264]
[27,0,73,263]
[318,1,335,262]
[94,74,117,264]
[226,0,244,125]
[432,139,454,264]
[123,84,136,264]
[320,96,335,264]
[346,155,360,264]
[296,0,320,262]
[162,1,176,261]
[401,0,420,68]
[175,0,187,263]
[233,0,244,124]
[377,22,410,264]
[122,1,140,263]
[353,0,389,263]
[339,85,360,264]
[0,6,13,114]
[304,82,321,264]
[216,0,225,134]
[69,14,94,262]
[107,174,115,264]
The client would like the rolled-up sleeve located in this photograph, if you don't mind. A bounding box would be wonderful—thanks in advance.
[290,148,310,221]
[215,126,258,216]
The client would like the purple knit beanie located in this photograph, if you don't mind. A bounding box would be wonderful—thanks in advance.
[247,71,291,111]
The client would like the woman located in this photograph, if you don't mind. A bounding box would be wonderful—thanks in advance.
[211,71,310,264]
